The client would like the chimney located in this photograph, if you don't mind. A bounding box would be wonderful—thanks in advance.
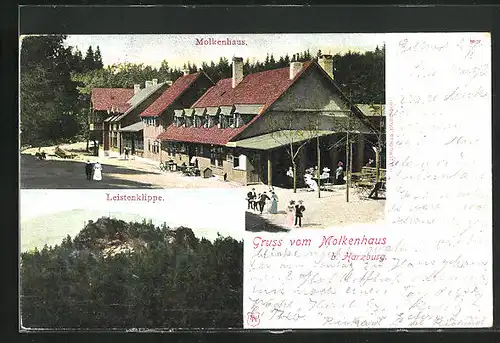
[182,69,190,76]
[232,57,244,88]
[134,84,141,94]
[152,78,158,86]
[318,54,334,79]
[289,62,303,80]
[145,80,153,88]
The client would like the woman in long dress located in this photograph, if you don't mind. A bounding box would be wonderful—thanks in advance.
[285,200,295,228]
[268,192,278,214]
[93,162,103,181]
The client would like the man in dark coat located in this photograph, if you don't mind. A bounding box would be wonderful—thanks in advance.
[294,200,306,227]
[246,188,257,210]
[258,192,271,214]
[85,160,93,181]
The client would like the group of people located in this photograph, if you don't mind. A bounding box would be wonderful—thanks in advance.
[285,199,306,228]
[286,161,346,187]
[246,188,307,228]
[35,148,47,160]
[85,160,103,182]
[246,188,278,214]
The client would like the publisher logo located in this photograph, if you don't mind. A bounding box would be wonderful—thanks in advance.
[247,311,260,327]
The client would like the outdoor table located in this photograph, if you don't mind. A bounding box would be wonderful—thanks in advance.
[314,176,333,186]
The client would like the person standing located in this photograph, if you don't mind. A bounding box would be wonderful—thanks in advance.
[93,161,103,181]
[335,161,344,185]
[268,191,279,214]
[258,191,270,214]
[85,160,93,181]
[285,200,296,228]
[246,188,257,210]
[286,166,294,188]
[294,200,306,227]
[124,147,129,160]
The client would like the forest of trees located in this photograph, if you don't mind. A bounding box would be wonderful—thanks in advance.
[20,217,243,328]
[20,35,385,147]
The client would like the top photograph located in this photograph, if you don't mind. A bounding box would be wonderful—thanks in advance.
[20,34,385,190]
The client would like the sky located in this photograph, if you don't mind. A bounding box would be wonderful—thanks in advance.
[63,34,385,69]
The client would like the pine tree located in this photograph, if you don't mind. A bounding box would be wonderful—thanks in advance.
[269,54,276,68]
[20,35,82,145]
[158,60,171,82]
[83,46,94,72]
[284,54,290,65]
[93,46,104,69]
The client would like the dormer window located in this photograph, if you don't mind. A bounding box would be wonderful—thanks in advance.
[228,115,235,128]
[193,108,206,128]
[194,116,203,128]
[212,115,219,127]
[205,107,220,129]
[232,104,262,128]
[174,117,185,127]
[219,105,235,129]
[183,108,194,127]
[219,114,228,129]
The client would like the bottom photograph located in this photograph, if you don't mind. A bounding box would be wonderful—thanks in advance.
[19,190,244,330]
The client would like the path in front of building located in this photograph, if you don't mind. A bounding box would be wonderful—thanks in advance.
[243,183,385,229]
[21,142,241,189]
[21,142,384,229]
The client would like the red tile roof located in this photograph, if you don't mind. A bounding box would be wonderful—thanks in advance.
[158,125,247,145]
[191,78,233,108]
[192,61,313,109]
[91,88,134,113]
[140,73,202,117]
[158,62,315,145]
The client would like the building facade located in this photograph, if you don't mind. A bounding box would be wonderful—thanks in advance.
[106,79,168,156]
[139,71,214,162]
[156,56,384,186]
[89,88,134,151]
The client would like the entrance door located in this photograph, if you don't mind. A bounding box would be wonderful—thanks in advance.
[187,144,195,164]
[247,153,261,184]
[103,123,110,150]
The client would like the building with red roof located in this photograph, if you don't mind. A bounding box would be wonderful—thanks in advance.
[90,79,173,156]
[156,56,383,186]
[89,88,134,153]
[138,71,214,161]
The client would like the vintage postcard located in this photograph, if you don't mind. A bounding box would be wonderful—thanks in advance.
[19,32,491,330]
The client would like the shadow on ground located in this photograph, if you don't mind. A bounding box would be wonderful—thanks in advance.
[245,211,290,233]
[20,154,159,189]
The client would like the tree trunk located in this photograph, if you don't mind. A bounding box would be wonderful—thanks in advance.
[376,138,381,183]
[345,131,350,202]
[317,135,321,198]
[293,162,297,193]
[349,141,353,190]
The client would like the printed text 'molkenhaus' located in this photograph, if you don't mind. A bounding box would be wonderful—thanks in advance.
[195,37,247,46]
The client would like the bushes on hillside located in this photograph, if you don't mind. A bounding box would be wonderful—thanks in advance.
[20,217,243,329]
